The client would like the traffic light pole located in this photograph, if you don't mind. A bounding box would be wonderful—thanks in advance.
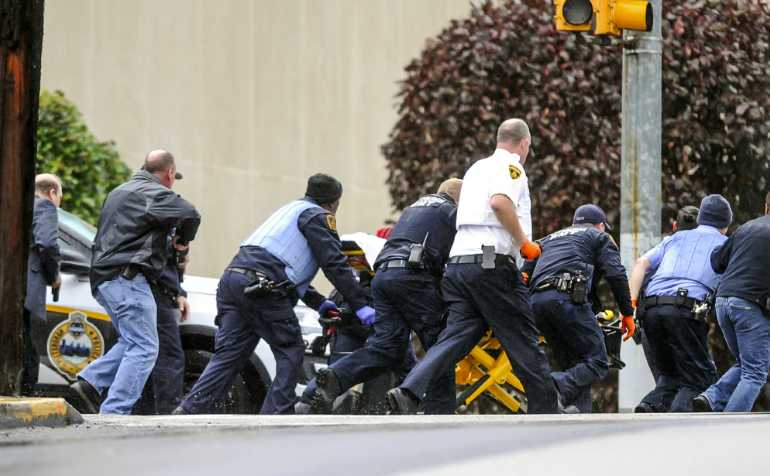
[618,0,662,412]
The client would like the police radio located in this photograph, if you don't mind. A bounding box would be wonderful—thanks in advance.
[407,233,429,270]
[571,274,589,304]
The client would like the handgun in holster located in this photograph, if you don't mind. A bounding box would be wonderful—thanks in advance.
[407,233,429,269]
[692,293,711,323]
[121,264,140,280]
[243,274,275,298]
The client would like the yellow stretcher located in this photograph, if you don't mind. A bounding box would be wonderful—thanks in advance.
[454,311,624,413]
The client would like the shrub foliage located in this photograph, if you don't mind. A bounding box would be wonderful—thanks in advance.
[36,90,131,225]
[383,0,770,232]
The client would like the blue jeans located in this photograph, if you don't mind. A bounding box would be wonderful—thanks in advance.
[78,274,159,415]
[702,297,770,412]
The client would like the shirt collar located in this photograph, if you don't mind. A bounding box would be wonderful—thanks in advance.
[492,148,522,163]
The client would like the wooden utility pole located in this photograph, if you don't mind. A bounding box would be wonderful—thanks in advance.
[0,0,46,396]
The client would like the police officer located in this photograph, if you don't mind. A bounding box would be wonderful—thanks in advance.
[695,191,770,413]
[310,178,463,415]
[23,174,64,396]
[523,204,635,413]
[629,195,731,412]
[639,205,701,385]
[71,151,200,415]
[388,118,559,415]
[174,174,375,415]
[133,234,190,415]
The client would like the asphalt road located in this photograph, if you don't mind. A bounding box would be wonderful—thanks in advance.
[2,413,769,475]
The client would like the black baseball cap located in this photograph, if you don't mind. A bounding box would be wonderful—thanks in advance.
[573,204,611,231]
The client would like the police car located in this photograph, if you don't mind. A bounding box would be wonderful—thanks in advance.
[35,208,326,413]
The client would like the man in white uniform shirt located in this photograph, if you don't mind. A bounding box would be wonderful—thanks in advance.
[388,118,559,414]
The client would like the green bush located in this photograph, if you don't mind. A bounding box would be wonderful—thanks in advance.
[36,90,131,226]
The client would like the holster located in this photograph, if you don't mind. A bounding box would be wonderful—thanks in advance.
[121,264,140,280]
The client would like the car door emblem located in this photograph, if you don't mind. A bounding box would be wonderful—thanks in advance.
[47,310,104,379]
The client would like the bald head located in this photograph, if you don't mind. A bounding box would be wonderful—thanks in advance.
[144,150,179,189]
[497,119,532,164]
[35,173,62,207]
[437,178,463,203]
[144,150,175,175]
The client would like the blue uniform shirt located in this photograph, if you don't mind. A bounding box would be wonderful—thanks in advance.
[374,194,457,276]
[229,197,366,311]
[644,225,726,301]
[525,225,634,317]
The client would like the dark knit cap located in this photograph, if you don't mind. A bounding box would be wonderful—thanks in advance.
[305,173,343,204]
[697,194,732,229]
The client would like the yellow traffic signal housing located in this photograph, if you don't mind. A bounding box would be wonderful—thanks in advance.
[555,0,594,31]
[594,0,653,36]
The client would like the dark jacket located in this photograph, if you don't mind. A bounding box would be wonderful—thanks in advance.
[524,225,634,317]
[90,170,201,295]
[374,193,458,277]
[711,214,770,310]
[25,197,61,320]
[229,197,367,311]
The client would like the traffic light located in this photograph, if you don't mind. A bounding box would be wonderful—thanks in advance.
[555,0,653,36]
[555,0,594,31]
[594,0,653,36]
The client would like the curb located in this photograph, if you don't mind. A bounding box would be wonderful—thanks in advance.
[0,397,83,429]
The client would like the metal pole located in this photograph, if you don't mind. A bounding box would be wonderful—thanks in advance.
[618,0,662,412]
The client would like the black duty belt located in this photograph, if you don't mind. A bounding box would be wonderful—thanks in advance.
[644,295,700,311]
[447,254,515,265]
[226,267,267,280]
[376,259,410,271]
[533,276,573,294]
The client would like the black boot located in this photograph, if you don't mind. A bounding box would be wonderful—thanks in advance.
[310,368,342,414]
[635,402,654,413]
[386,388,420,415]
[171,406,191,415]
[69,378,103,414]
[692,395,713,413]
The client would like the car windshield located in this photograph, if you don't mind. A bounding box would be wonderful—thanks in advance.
[57,208,97,243]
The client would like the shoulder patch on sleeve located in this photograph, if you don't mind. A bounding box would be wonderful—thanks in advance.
[509,165,522,180]
[608,235,618,249]
[326,214,337,231]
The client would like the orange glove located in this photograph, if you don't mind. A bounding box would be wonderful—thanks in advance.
[622,315,636,342]
[521,272,529,282]
[631,299,638,309]
[520,240,541,261]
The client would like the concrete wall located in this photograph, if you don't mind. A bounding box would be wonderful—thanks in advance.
[40,0,470,291]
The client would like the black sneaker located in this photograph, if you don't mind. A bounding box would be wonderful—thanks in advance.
[69,379,103,414]
[171,406,191,415]
[635,402,654,413]
[309,368,342,415]
[386,388,420,415]
[692,395,713,413]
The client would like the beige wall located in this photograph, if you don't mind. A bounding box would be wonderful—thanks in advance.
[41,0,470,292]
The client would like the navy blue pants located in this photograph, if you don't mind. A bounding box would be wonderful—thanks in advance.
[640,305,716,412]
[326,267,456,414]
[400,260,558,414]
[301,325,418,406]
[640,327,662,384]
[21,309,40,396]
[532,290,609,413]
[133,290,185,415]
[181,271,305,415]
